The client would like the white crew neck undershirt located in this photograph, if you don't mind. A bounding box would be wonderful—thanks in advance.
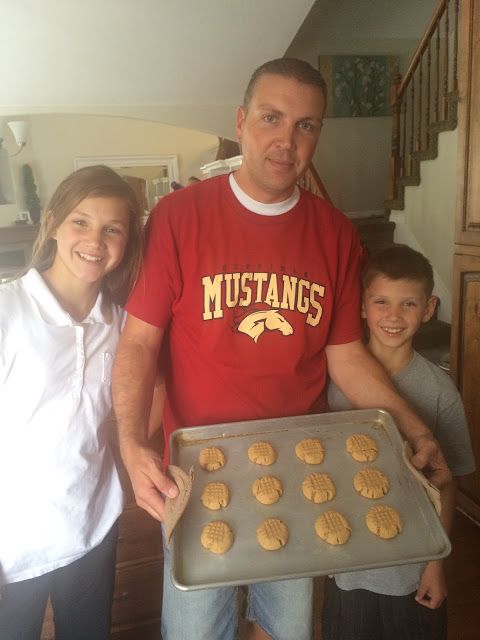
[229,173,300,216]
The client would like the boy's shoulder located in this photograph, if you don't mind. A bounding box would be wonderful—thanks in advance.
[397,350,460,401]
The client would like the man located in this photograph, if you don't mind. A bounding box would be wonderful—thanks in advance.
[112,58,450,640]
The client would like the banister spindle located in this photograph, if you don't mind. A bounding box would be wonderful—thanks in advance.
[452,0,459,91]
[425,39,431,148]
[388,70,402,199]
[434,22,440,122]
[416,57,423,151]
[401,94,407,178]
[409,73,415,176]
[442,3,449,120]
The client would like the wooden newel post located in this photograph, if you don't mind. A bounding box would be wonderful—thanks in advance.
[388,71,402,201]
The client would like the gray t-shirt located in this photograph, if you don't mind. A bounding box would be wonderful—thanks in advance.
[328,350,475,596]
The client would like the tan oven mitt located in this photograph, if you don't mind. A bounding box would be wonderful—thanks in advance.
[402,442,441,516]
[164,464,194,549]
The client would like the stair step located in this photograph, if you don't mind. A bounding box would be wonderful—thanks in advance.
[413,318,450,351]
[351,217,395,254]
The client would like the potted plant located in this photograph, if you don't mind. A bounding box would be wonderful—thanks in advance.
[22,163,41,224]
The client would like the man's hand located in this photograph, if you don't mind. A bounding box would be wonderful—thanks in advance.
[409,433,452,490]
[121,439,179,521]
[415,560,447,609]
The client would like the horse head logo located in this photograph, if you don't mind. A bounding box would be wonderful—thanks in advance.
[232,304,294,344]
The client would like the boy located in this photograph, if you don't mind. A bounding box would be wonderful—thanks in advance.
[322,245,475,640]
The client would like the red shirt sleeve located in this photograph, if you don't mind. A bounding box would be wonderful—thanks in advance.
[125,198,180,329]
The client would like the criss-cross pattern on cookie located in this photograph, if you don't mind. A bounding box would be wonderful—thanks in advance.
[315,510,352,544]
[253,475,283,503]
[303,472,336,503]
[296,438,325,464]
[366,505,403,539]
[248,441,276,465]
[201,482,230,509]
[346,433,378,462]
[354,468,389,498]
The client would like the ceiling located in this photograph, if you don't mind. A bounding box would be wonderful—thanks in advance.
[0,0,314,137]
[1,0,441,139]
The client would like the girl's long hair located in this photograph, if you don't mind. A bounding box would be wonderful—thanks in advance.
[29,165,144,305]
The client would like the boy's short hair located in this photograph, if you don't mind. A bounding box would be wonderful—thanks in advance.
[362,245,434,297]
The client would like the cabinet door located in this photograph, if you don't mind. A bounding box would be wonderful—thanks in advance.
[455,0,480,247]
[450,252,480,519]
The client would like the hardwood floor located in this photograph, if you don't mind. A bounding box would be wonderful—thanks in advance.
[445,510,480,640]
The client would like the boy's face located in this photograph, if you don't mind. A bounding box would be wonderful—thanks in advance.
[362,276,437,351]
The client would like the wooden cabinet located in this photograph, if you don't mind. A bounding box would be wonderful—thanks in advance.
[450,0,480,522]
[0,224,39,279]
[40,435,165,639]
[451,253,480,520]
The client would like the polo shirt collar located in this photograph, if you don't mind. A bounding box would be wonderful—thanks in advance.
[23,269,112,326]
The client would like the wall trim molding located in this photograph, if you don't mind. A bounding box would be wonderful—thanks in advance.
[74,155,180,185]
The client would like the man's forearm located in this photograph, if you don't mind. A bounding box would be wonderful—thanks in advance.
[327,342,430,443]
[112,336,159,448]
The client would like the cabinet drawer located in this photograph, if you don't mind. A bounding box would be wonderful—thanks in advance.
[111,559,163,628]
[117,506,163,565]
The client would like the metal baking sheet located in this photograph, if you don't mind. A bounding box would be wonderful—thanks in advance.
[169,409,451,591]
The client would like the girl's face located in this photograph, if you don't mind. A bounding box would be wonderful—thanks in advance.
[50,196,130,288]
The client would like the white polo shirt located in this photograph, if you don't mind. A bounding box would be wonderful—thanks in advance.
[0,269,125,585]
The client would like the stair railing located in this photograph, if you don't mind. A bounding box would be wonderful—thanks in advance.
[300,163,332,203]
[388,0,460,204]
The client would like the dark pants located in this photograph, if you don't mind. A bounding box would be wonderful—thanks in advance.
[321,576,447,640]
[0,521,118,640]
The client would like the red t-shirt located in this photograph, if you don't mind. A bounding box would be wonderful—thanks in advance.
[126,175,363,461]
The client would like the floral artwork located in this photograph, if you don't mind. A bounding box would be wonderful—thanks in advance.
[318,55,398,118]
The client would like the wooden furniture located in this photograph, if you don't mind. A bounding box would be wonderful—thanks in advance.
[450,0,480,523]
[0,224,39,279]
[40,433,165,639]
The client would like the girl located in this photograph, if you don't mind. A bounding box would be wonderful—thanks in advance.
[0,165,144,639]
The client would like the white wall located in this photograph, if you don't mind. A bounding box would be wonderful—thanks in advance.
[391,129,458,323]
[1,114,219,226]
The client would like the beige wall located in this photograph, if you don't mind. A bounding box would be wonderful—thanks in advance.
[1,114,219,226]
[313,117,391,214]
[392,129,458,322]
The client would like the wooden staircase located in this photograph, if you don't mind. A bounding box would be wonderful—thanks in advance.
[385,89,459,212]
[385,0,460,213]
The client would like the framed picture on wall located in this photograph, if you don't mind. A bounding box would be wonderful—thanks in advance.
[318,55,399,117]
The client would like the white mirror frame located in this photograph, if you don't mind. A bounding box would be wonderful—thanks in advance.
[74,155,180,188]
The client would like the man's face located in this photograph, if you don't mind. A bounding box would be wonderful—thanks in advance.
[235,73,325,203]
